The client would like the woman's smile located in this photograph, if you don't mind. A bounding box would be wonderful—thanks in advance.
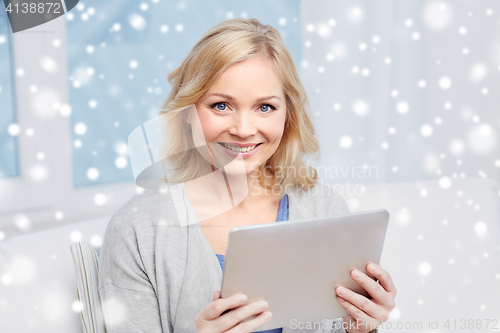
[217,142,263,158]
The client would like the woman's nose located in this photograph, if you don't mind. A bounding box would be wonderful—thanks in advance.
[228,112,257,138]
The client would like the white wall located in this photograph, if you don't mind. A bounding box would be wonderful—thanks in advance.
[300,0,500,188]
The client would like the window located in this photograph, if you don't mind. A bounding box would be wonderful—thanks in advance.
[66,0,302,187]
[0,10,18,178]
[0,0,302,236]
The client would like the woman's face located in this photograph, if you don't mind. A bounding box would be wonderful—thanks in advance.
[192,56,287,178]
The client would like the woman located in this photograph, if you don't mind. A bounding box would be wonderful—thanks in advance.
[98,18,396,333]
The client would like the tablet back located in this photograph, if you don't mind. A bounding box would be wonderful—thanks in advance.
[220,209,389,331]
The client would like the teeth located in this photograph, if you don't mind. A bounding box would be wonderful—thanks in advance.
[222,143,258,153]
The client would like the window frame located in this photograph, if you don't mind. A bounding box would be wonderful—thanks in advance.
[0,16,136,236]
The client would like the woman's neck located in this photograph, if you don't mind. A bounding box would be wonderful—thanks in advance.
[183,163,280,219]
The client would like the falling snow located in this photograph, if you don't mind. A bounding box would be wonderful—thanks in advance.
[1,2,500,328]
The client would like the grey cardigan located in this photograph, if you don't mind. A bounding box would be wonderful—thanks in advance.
[98,182,353,333]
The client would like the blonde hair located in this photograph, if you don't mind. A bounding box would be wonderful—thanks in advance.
[159,18,319,195]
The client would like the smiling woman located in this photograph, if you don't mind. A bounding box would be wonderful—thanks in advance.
[193,56,287,187]
[158,18,320,197]
[98,17,395,333]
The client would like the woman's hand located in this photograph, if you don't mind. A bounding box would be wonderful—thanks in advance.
[335,263,397,333]
[195,290,273,333]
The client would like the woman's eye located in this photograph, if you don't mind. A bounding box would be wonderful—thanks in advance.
[214,103,227,111]
[211,102,276,113]
[259,104,276,113]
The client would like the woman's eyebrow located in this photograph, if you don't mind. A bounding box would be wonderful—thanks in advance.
[206,93,281,102]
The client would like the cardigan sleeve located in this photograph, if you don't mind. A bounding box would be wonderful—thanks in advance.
[98,220,168,333]
[327,186,350,215]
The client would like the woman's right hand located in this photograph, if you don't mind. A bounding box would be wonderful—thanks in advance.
[195,290,272,333]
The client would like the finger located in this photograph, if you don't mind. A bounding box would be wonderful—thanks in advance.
[350,268,390,303]
[201,293,248,320]
[337,298,380,332]
[342,314,381,333]
[335,286,384,320]
[366,263,397,294]
[219,300,269,331]
[213,290,221,302]
[226,311,273,333]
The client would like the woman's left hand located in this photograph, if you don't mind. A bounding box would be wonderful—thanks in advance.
[335,263,397,333]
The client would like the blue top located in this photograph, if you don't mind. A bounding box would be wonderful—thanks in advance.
[215,194,288,333]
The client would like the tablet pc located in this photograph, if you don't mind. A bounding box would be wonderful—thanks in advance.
[220,209,389,331]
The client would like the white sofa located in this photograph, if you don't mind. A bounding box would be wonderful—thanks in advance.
[0,178,499,333]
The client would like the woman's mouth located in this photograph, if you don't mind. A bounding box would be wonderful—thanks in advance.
[218,142,262,153]
[217,142,263,158]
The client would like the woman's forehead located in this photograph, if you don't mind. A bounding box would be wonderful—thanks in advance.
[205,64,283,98]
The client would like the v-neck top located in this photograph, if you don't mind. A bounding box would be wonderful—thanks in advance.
[214,193,289,268]
[215,194,288,333]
